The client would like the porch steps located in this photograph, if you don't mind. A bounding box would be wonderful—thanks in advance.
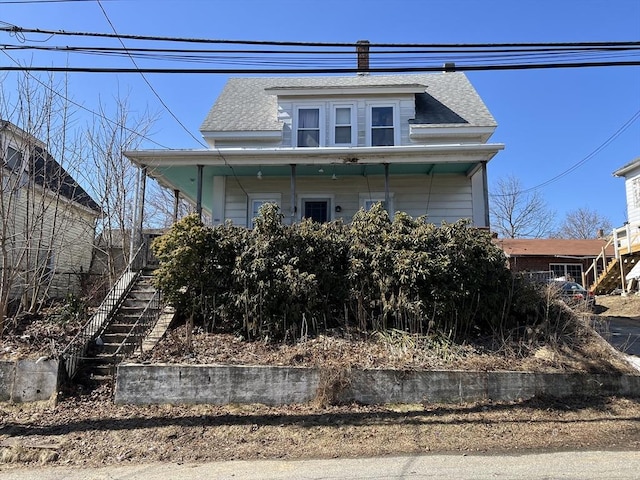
[78,274,162,384]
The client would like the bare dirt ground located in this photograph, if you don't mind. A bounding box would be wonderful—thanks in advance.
[1,295,639,469]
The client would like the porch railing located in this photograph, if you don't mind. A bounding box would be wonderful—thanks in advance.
[60,243,146,380]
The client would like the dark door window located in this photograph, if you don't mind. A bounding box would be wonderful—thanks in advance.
[303,200,329,223]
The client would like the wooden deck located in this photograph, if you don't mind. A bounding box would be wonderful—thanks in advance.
[589,222,640,294]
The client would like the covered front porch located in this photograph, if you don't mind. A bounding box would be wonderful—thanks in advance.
[124,143,501,232]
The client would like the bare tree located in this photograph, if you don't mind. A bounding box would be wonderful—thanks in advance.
[80,93,157,283]
[0,74,98,329]
[555,207,613,239]
[144,179,196,228]
[489,175,556,238]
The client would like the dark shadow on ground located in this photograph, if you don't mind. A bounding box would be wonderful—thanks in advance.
[2,395,639,438]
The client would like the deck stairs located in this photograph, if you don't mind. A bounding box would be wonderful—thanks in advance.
[588,222,640,295]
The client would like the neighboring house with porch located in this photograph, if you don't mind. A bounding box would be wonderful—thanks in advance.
[124,56,504,231]
[0,121,101,309]
[495,238,614,288]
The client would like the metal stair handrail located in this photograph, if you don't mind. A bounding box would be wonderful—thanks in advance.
[60,243,147,380]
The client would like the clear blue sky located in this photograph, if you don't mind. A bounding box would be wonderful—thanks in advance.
[1,0,639,229]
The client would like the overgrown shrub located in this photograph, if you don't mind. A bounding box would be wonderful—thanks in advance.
[152,204,556,342]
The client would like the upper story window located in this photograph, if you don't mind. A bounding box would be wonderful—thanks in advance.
[331,104,356,146]
[5,146,23,171]
[370,105,396,146]
[366,102,401,147]
[295,107,323,147]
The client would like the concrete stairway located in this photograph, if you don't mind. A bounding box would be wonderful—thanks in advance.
[80,274,161,383]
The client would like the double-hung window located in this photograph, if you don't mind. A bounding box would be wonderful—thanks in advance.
[296,107,322,147]
[331,104,356,146]
[248,194,281,228]
[368,104,398,146]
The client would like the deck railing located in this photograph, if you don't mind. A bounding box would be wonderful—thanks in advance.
[584,222,640,293]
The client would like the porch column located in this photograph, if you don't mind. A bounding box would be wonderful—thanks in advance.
[173,189,180,222]
[481,161,490,227]
[290,164,297,223]
[130,164,147,263]
[196,164,204,221]
[384,163,390,212]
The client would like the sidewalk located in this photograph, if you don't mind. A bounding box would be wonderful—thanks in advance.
[2,451,640,480]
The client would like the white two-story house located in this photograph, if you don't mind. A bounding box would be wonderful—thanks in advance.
[125,68,504,229]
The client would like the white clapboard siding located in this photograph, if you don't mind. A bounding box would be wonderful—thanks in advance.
[1,183,96,299]
[624,174,640,225]
[223,174,472,227]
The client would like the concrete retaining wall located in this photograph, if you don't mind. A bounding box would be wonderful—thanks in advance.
[0,359,59,403]
[114,363,640,406]
[115,364,320,405]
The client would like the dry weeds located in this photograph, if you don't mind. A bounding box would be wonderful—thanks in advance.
[0,295,639,469]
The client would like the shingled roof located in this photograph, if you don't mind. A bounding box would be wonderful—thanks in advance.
[200,72,497,133]
[28,145,102,213]
[2,121,101,213]
[495,238,614,257]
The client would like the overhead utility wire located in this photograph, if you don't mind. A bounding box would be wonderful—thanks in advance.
[2,25,639,49]
[517,108,640,194]
[4,44,640,55]
[95,0,205,149]
[4,44,638,66]
[94,1,247,196]
[1,49,171,149]
[2,61,639,74]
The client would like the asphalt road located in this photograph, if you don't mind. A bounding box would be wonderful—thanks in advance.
[2,451,640,480]
[601,316,640,356]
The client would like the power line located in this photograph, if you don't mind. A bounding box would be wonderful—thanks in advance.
[0,49,171,149]
[489,108,640,197]
[95,0,205,148]
[2,60,639,74]
[2,25,640,49]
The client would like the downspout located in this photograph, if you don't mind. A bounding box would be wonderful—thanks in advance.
[173,189,180,223]
[384,163,390,214]
[290,164,297,223]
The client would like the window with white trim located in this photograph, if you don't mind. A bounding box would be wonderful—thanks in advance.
[6,146,23,171]
[248,194,281,228]
[368,104,397,146]
[359,192,394,214]
[295,106,323,147]
[550,263,583,284]
[331,104,356,146]
[633,177,640,208]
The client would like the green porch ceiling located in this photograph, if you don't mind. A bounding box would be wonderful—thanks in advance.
[146,162,476,211]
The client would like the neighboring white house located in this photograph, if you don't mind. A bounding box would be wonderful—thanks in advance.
[125,60,504,229]
[614,157,640,225]
[0,121,101,308]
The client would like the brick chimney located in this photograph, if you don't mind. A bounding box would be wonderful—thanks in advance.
[356,40,370,75]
